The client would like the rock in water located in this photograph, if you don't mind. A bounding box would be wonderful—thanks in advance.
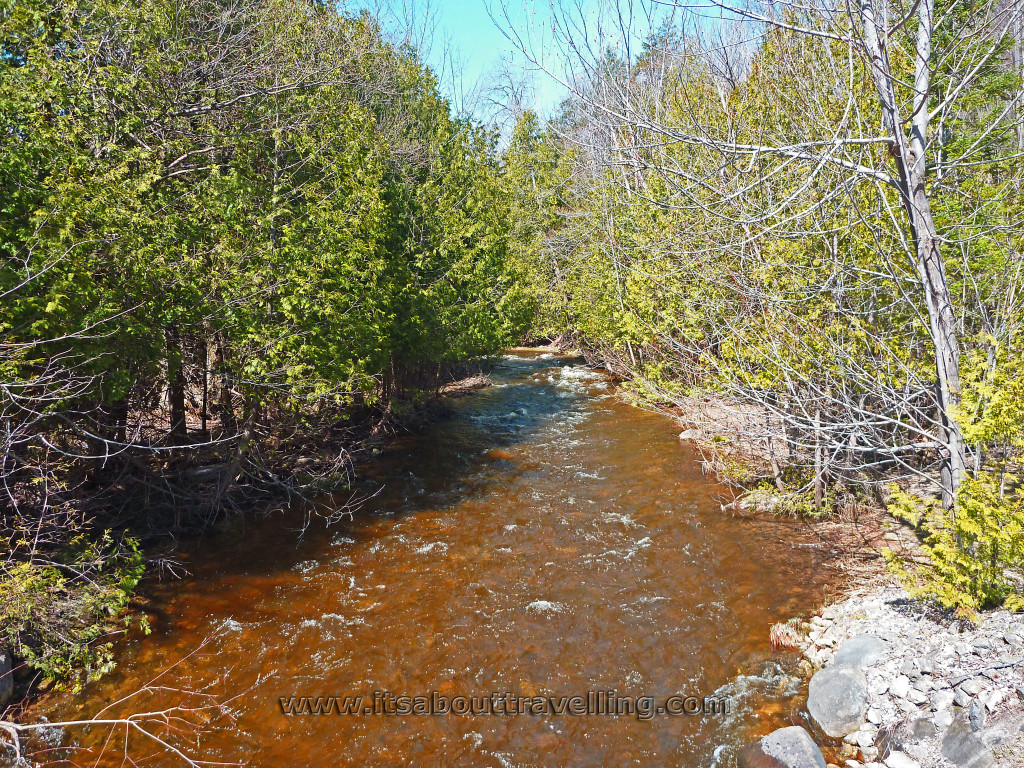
[833,636,887,670]
[941,712,995,768]
[0,649,12,710]
[737,726,828,768]
[808,666,868,738]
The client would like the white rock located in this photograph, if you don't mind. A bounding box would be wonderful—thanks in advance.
[907,688,929,705]
[867,707,883,724]
[911,676,932,692]
[884,751,920,768]
[869,677,890,696]
[961,678,984,695]
[890,675,911,698]
[953,687,972,707]
[855,730,876,748]
[933,709,954,730]
[931,689,954,710]
[984,688,1005,711]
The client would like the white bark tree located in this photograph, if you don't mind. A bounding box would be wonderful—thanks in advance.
[495,0,1024,508]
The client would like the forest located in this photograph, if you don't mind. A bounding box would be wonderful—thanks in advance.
[3,0,1024,705]
[1,0,532,685]
[502,0,1024,615]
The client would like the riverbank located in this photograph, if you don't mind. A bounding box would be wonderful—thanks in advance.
[0,366,497,720]
[735,574,1024,768]
[791,587,1024,768]
[674,413,1023,768]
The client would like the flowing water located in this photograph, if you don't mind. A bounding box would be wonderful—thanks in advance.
[27,352,839,767]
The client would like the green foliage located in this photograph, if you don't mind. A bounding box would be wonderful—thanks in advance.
[0,534,146,687]
[1,0,532,687]
[887,479,1024,617]
[886,342,1024,617]
[501,110,572,339]
[1,0,529,414]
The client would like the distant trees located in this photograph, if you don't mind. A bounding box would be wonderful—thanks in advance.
[503,0,1024,612]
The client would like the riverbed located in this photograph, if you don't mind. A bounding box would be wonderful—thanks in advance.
[27,352,840,767]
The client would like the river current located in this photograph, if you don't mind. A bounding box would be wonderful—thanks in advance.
[29,351,836,767]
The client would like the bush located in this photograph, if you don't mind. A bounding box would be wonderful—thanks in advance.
[886,478,1024,617]
[0,533,146,688]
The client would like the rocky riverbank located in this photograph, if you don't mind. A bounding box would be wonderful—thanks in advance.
[742,587,1024,768]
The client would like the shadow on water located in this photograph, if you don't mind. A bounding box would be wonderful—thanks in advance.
[24,351,841,768]
[185,353,602,576]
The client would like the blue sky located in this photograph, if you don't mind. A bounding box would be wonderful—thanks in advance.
[345,1,681,127]
[430,0,567,117]
[350,0,654,122]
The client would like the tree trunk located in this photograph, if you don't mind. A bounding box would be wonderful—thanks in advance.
[814,408,823,513]
[200,335,212,437]
[859,0,966,509]
[167,328,188,445]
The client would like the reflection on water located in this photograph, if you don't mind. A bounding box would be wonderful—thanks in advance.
[27,352,837,767]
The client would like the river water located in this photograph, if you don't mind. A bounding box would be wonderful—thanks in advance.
[29,352,837,767]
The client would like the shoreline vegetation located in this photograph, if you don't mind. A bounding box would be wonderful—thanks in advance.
[1,0,536,719]
[4,0,1024,765]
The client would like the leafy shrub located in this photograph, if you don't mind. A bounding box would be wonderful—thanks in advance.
[0,533,146,688]
[886,477,1024,617]
[885,342,1024,617]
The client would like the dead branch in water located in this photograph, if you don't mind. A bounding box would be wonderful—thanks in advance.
[0,637,242,767]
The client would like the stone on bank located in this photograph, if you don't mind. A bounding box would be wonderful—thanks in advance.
[807,664,869,738]
[737,726,828,768]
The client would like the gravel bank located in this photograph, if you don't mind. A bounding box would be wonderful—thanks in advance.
[796,587,1024,768]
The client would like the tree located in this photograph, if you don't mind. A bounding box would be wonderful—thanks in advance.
[499,0,1024,511]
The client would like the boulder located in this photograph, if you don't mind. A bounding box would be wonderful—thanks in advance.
[678,429,701,441]
[833,636,887,670]
[941,712,995,768]
[808,666,868,738]
[738,726,828,768]
[0,648,12,710]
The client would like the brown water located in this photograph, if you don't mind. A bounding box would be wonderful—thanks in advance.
[26,352,837,767]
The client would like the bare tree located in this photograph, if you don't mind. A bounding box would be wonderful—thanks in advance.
[494,0,1024,508]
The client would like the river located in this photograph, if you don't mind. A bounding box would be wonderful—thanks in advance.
[28,351,838,767]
